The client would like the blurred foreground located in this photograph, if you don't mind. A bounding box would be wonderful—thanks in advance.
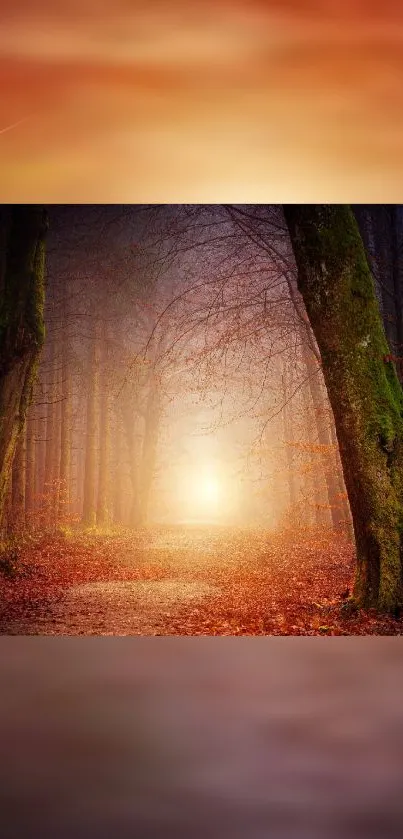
[1,1,403,200]
[1,637,403,838]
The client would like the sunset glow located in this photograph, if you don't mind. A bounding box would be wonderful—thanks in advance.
[1,2,403,201]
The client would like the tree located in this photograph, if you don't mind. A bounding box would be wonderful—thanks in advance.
[353,206,403,382]
[284,204,403,613]
[82,322,100,526]
[0,206,47,528]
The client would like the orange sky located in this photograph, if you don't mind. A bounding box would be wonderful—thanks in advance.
[1,1,403,201]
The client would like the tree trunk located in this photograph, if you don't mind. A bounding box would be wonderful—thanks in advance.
[139,376,161,525]
[11,425,26,530]
[113,406,124,525]
[59,340,72,521]
[281,364,297,512]
[390,206,403,383]
[0,206,47,526]
[3,472,13,536]
[327,411,354,541]
[35,379,47,518]
[123,414,141,528]
[300,374,327,527]
[44,352,58,526]
[82,325,100,527]
[25,407,36,521]
[97,338,110,527]
[302,343,345,530]
[284,204,403,613]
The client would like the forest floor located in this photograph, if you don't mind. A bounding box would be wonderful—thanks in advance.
[1,524,403,635]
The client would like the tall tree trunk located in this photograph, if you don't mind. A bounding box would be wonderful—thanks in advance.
[59,338,71,521]
[327,414,354,541]
[113,406,123,525]
[25,407,36,521]
[97,336,110,526]
[82,325,99,526]
[391,206,403,383]
[0,206,47,527]
[11,425,26,530]
[121,383,141,528]
[284,204,403,613]
[139,376,161,525]
[281,364,297,512]
[123,414,141,528]
[302,344,345,530]
[35,379,47,518]
[300,376,327,527]
[3,472,13,536]
[44,352,58,526]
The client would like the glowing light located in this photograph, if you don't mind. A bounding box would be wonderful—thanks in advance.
[196,474,221,507]
[173,462,231,522]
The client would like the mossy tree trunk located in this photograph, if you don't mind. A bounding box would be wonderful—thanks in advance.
[284,205,403,613]
[0,206,47,529]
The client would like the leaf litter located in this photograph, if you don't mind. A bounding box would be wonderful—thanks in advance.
[1,525,403,635]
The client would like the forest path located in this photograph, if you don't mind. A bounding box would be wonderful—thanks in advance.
[0,523,382,635]
[1,523,399,635]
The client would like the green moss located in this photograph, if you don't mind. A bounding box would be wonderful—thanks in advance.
[26,238,46,347]
[286,204,403,613]
[0,208,48,527]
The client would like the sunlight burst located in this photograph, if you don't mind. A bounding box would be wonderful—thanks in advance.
[197,474,221,506]
[177,464,229,522]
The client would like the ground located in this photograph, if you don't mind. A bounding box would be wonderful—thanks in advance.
[1,524,403,635]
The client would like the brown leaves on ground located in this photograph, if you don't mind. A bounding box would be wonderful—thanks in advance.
[1,525,402,635]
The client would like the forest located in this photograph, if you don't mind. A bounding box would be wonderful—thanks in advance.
[1,203,403,635]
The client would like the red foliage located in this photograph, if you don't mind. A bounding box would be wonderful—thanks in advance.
[1,527,402,635]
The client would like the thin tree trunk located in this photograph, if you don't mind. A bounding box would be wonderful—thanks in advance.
[139,376,161,525]
[82,325,99,526]
[35,381,47,522]
[25,407,36,521]
[327,414,354,541]
[59,343,71,521]
[11,425,26,530]
[44,352,58,526]
[124,422,141,528]
[113,407,123,525]
[3,471,13,536]
[97,337,110,526]
[281,365,297,511]
[303,345,346,530]
[300,376,327,527]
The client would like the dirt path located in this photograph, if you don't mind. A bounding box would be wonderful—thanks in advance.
[1,524,402,634]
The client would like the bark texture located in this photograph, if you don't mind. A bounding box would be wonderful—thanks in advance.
[0,206,47,527]
[284,204,403,612]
